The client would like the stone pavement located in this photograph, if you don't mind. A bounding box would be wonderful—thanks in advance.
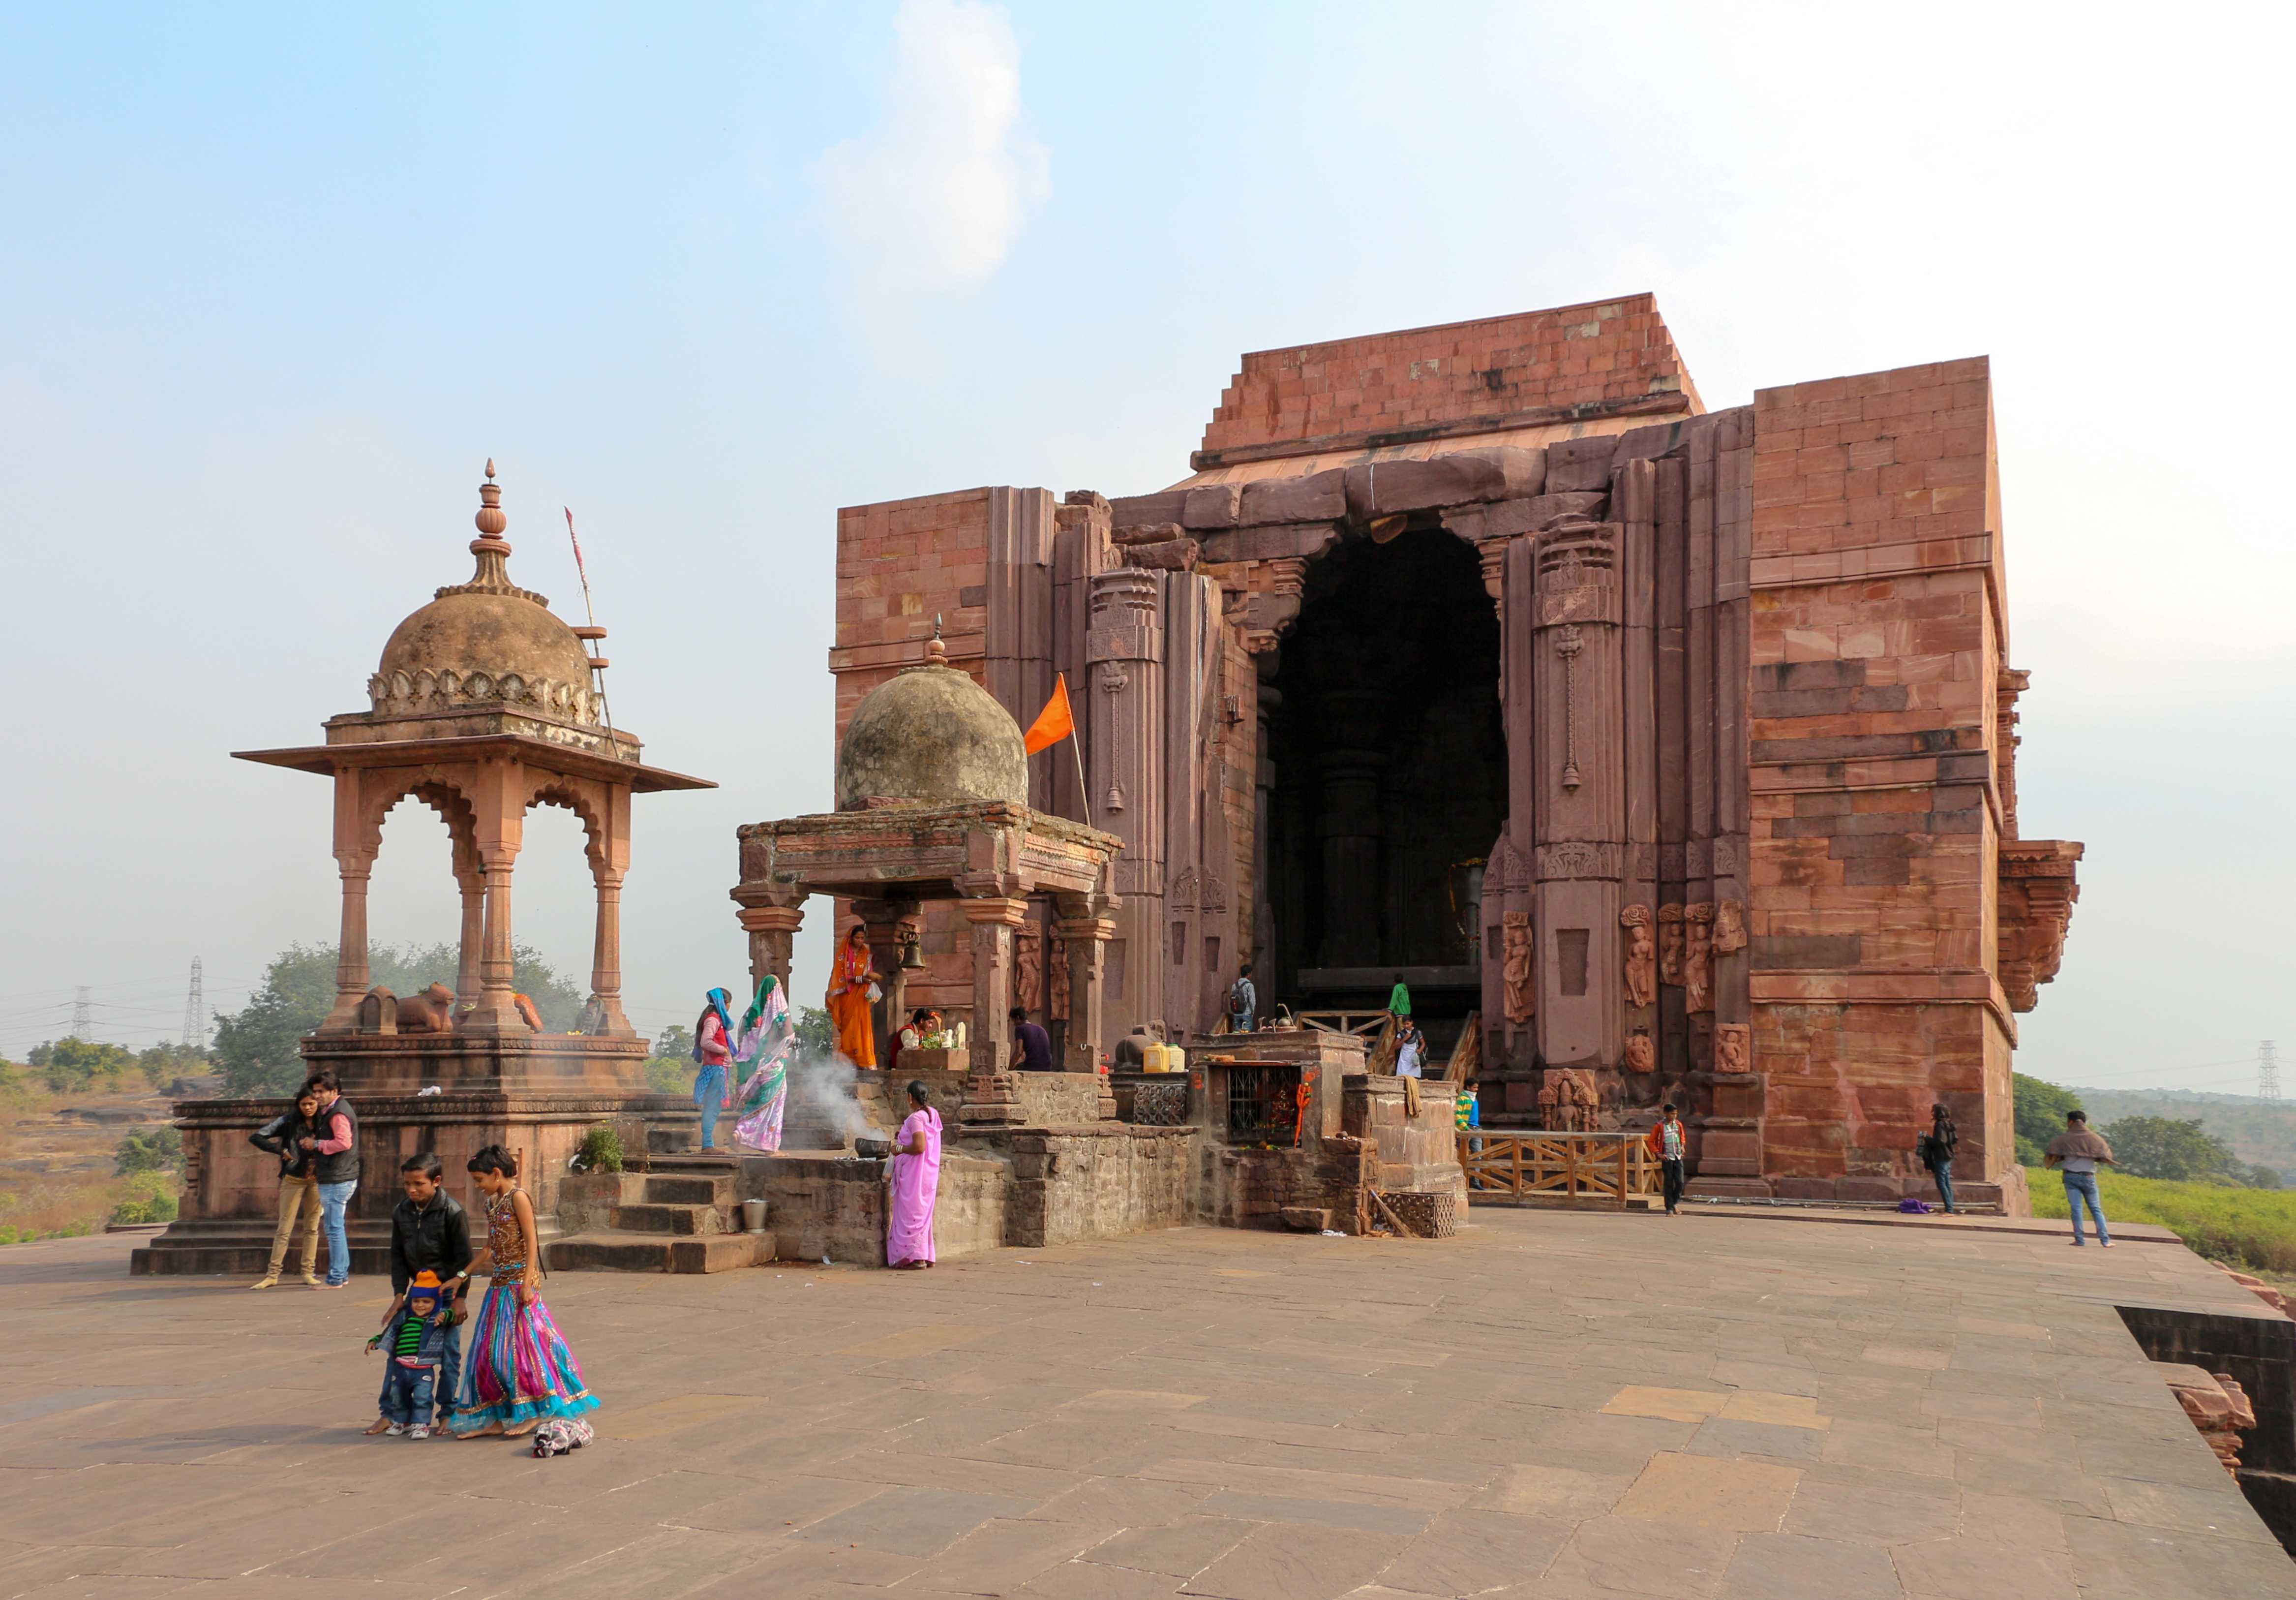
[2,1209,2289,1600]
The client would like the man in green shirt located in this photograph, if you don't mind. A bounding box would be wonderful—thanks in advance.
[1387,974,1411,1019]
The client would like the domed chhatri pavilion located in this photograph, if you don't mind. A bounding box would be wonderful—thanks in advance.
[735,628,1125,1126]
[135,465,713,1275]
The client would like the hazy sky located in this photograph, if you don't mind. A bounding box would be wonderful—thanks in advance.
[2,4,2288,1091]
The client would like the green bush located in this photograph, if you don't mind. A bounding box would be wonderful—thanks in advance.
[114,1126,183,1176]
[108,1169,181,1227]
[575,1124,624,1173]
[2025,1166,2296,1275]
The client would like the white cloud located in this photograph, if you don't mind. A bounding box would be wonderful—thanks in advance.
[819,0,1046,353]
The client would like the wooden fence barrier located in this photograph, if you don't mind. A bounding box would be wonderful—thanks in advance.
[1458,1131,1661,1208]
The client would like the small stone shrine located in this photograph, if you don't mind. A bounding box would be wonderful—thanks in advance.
[133,464,712,1274]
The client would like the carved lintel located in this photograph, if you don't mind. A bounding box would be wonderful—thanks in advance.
[1536,841,1622,881]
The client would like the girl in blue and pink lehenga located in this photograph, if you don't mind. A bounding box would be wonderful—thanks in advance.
[450,1144,598,1439]
[732,975,792,1153]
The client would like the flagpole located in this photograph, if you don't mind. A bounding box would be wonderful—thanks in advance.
[564,507,616,744]
[1071,724,1093,830]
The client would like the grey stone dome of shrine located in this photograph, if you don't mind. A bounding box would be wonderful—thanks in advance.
[834,634,1029,811]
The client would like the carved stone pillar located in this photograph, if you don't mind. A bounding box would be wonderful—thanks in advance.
[1086,568,1164,1036]
[958,896,1028,1126]
[321,856,375,1034]
[1531,517,1627,1069]
[461,850,523,1035]
[1055,897,1115,1071]
[855,896,920,1062]
[454,870,486,1010]
[588,865,633,1038]
[734,900,806,994]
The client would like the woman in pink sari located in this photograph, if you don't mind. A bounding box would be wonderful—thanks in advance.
[886,1079,941,1270]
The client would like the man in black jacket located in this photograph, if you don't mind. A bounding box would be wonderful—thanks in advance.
[362,1151,475,1436]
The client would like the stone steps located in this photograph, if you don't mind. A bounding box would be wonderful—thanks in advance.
[548,1149,762,1270]
[546,1228,770,1274]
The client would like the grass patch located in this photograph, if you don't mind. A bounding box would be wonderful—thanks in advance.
[2025,1166,2296,1274]
[0,1081,181,1244]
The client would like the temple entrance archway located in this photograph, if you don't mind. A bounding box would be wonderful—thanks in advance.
[1263,523,1506,1054]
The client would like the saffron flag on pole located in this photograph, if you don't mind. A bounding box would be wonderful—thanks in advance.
[1023,673,1075,754]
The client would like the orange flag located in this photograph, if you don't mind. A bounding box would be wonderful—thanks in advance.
[1023,673,1076,754]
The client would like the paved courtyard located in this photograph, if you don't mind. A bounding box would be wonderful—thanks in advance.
[2,1208,2289,1600]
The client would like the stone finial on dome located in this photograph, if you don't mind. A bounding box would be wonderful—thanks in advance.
[927,613,947,667]
[437,459,546,606]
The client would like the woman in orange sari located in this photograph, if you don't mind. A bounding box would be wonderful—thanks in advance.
[826,923,881,1068]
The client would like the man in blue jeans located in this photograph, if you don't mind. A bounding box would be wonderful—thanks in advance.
[297,1069,360,1286]
[2044,1109,2116,1247]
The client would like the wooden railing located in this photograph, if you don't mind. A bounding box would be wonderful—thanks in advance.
[1458,1131,1661,1207]
[1295,1010,1390,1037]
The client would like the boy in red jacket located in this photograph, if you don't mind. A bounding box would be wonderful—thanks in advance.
[1645,1103,1688,1216]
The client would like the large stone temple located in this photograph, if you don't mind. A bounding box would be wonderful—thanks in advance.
[818,296,2082,1210]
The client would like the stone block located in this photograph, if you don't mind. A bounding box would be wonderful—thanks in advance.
[1545,434,1617,492]
[1451,445,1547,499]
[1109,490,1189,527]
[1240,468,1347,524]
[1279,1206,1331,1232]
[1182,483,1242,528]
[1344,453,1509,519]
[1385,1191,1461,1238]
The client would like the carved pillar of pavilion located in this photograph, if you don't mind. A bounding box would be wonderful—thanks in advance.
[855,896,921,1063]
[324,855,376,1035]
[733,897,806,994]
[958,895,1028,1126]
[1055,892,1115,1072]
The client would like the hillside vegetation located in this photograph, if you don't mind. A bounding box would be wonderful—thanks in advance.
[2052,1085,2296,1180]
[2025,1166,2296,1275]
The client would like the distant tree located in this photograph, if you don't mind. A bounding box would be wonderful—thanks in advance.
[27,1037,139,1094]
[114,1126,183,1176]
[213,940,588,1096]
[2251,1165,2283,1191]
[2014,1073,2085,1155]
[2101,1116,2243,1183]
[643,1023,696,1097]
[795,1006,835,1058]
[134,1041,211,1089]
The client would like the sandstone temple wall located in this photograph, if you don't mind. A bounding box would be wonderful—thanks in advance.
[1745,357,2030,1200]
[817,304,2079,1207]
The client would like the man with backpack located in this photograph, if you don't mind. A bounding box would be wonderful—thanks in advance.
[1226,963,1257,1035]
[1645,1102,1689,1216]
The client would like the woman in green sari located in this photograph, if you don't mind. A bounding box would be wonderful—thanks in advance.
[732,975,794,1152]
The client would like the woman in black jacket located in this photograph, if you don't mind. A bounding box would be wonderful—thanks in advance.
[248,1087,323,1289]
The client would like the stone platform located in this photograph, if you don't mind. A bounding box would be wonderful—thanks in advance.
[14,1204,2287,1597]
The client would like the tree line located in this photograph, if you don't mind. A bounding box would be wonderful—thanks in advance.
[2014,1072,2281,1189]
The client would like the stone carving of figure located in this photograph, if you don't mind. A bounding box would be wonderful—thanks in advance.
[1620,905,1656,1008]
[1501,911,1534,1023]
[1715,1022,1751,1075]
[1050,938,1070,1021]
[1712,899,1748,956]
[1658,903,1686,987]
[1624,1029,1655,1073]
[1015,921,1044,1016]
[1536,1080,1559,1130]
[1684,903,1715,1015]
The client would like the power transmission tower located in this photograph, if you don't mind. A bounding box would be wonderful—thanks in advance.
[2263,1040,2282,1103]
[71,986,93,1039]
[181,957,206,1053]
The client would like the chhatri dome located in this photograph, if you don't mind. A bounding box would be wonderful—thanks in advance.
[363,461,609,744]
[834,627,1029,810]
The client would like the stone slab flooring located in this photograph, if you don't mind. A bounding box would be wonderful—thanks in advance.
[2,1209,2290,1600]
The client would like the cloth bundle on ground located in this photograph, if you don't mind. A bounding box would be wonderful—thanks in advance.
[531,1416,594,1457]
